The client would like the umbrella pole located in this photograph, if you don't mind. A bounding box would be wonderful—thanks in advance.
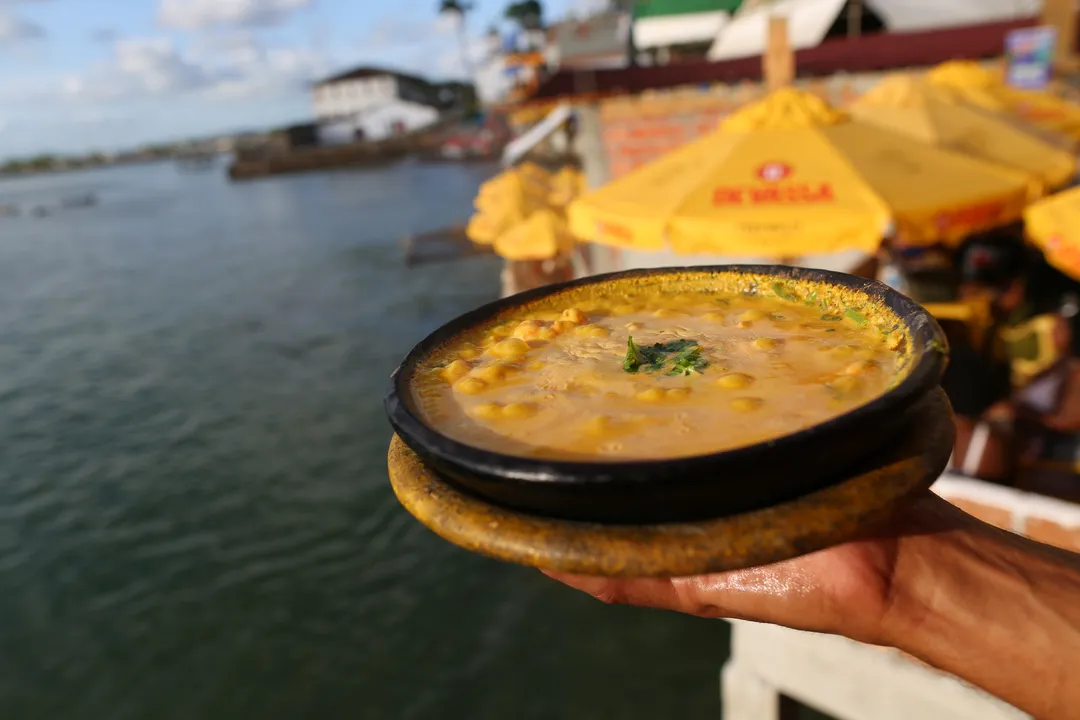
[764,16,794,92]
[765,19,796,268]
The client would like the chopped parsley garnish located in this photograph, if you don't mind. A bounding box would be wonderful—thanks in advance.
[772,282,798,302]
[623,336,709,375]
[844,308,869,326]
[820,314,842,322]
[668,344,708,376]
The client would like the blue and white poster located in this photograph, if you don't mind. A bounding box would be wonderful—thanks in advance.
[1005,26,1057,90]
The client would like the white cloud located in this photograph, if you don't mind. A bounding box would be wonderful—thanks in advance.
[158,0,311,30]
[565,0,611,17]
[353,14,492,81]
[0,11,44,42]
[59,35,326,103]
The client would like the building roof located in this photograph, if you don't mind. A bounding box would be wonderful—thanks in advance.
[709,0,845,62]
[550,11,630,65]
[708,0,1041,61]
[634,0,743,19]
[314,66,433,88]
[526,16,1047,104]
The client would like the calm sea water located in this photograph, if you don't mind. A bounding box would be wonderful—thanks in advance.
[0,161,729,719]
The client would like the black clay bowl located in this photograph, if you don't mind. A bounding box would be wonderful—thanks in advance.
[384,265,947,524]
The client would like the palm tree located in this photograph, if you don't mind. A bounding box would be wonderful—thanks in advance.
[438,1,475,78]
[504,1,544,31]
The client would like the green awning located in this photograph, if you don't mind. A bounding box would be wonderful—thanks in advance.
[633,0,743,19]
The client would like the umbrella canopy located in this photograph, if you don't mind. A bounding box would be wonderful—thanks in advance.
[568,87,1037,256]
[926,61,1080,140]
[849,74,1076,191]
[474,169,547,213]
[493,208,575,261]
[1023,186,1080,281]
[548,166,585,207]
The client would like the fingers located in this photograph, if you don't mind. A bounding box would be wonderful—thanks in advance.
[542,571,687,611]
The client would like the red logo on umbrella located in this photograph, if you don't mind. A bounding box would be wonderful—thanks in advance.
[757,162,792,182]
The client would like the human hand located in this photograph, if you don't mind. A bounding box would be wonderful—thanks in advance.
[544,492,965,647]
[546,492,1080,720]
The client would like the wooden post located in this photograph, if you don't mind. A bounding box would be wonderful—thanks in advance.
[847,0,863,38]
[764,16,794,91]
[1042,0,1080,74]
[764,16,798,266]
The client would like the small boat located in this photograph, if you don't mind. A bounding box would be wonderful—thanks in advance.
[61,193,97,208]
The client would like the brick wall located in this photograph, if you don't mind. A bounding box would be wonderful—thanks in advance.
[933,474,1080,552]
[596,68,963,181]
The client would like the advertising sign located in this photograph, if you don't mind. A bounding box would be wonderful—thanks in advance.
[1005,25,1056,90]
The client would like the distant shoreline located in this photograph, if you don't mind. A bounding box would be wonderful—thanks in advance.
[0,156,214,180]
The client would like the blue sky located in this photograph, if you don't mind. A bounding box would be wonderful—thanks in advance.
[0,0,602,158]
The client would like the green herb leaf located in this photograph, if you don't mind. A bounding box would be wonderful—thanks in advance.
[844,308,869,326]
[667,344,708,376]
[624,336,649,373]
[772,282,798,302]
[653,339,698,354]
[624,337,709,375]
[804,290,818,307]
[820,314,842,322]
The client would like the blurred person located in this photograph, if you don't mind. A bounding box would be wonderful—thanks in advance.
[546,491,1080,720]
[954,230,1080,495]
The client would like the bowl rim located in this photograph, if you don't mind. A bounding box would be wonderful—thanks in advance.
[384,264,948,486]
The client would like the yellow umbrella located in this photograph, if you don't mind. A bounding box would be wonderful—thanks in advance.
[849,74,1076,191]
[473,170,546,217]
[568,88,1037,256]
[927,61,1080,140]
[467,208,521,245]
[1023,185,1080,281]
[492,208,575,260]
[548,166,585,207]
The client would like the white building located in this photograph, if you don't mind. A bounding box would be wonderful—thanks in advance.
[311,68,446,144]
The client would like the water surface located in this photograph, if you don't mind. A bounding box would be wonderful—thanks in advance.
[0,161,729,719]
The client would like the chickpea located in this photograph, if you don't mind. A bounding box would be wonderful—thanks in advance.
[502,403,538,419]
[512,321,542,341]
[441,359,471,383]
[492,337,530,358]
[752,338,780,351]
[636,387,667,403]
[666,387,692,400]
[715,372,754,390]
[561,308,588,324]
[552,320,578,335]
[472,363,518,383]
[471,403,503,420]
[739,309,767,323]
[575,325,609,338]
[454,377,487,395]
[730,397,765,412]
[457,345,481,360]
